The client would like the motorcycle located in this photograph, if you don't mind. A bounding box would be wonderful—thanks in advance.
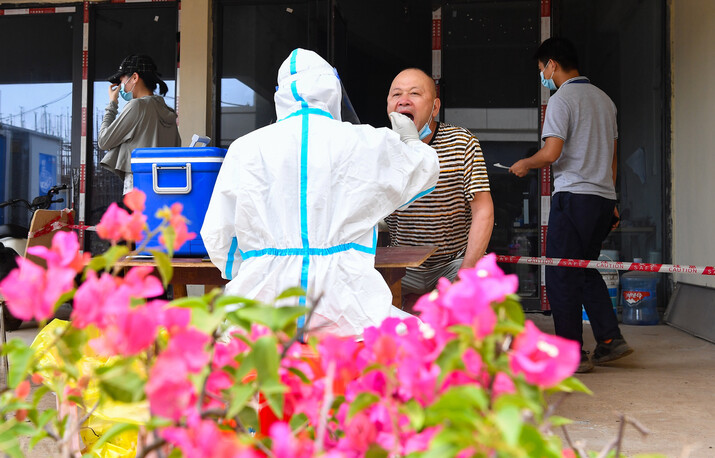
[0,184,69,331]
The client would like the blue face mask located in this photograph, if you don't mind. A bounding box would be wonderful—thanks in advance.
[418,100,437,140]
[540,60,557,91]
[119,77,134,101]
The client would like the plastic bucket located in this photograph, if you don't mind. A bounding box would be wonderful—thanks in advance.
[620,271,659,325]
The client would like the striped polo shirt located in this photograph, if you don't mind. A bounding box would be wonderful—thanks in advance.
[385,122,490,270]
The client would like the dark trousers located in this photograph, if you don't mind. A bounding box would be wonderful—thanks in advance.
[545,192,621,347]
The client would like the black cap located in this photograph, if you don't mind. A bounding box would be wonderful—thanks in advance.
[107,55,159,84]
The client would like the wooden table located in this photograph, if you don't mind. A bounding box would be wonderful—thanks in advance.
[120,245,436,307]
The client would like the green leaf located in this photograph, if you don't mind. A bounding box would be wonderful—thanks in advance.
[150,249,173,288]
[145,416,173,430]
[347,392,380,420]
[227,383,256,419]
[57,326,89,369]
[215,295,261,312]
[549,415,573,427]
[167,448,184,458]
[498,295,526,326]
[53,290,76,311]
[253,336,280,383]
[7,345,34,388]
[171,296,210,311]
[28,428,49,449]
[35,409,57,430]
[274,286,306,300]
[237,406,259,435]
[286,366,311,384]
[189,306,225,334]
[435,339,464,378]
[85,255,108,274]
[104,245,131,269]
[235,305,307,333]
[99,371,146,403]
[401,398,425,430]
[261,379,287,420]
[88,423,139,454]
[365,444,389,458]
[289,412,309,431]
[517,424,562,458]
[425,385,488,428]
[550,376,593,395]
[161,225,176,257]
[494,405,522,446]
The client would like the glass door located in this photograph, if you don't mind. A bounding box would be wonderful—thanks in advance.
[441,0,542,309]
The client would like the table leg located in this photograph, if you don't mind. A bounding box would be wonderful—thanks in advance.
[377,267,406,308]
[172,283,188,299]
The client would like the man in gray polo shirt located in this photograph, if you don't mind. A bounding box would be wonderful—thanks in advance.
[509,37,632,373]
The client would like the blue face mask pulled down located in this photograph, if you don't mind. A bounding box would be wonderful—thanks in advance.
[540,60,557,91]
[418,100,437,140]
[119,79,134,101]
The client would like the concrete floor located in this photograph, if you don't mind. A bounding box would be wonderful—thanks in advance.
[3,313,715,457]
[528,313,715,457]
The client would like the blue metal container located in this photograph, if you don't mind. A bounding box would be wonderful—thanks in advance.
[131,147,227,256]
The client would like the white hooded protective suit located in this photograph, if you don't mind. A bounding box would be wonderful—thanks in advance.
[201,48,439,337]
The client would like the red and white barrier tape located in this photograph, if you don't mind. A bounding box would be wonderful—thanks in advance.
[496,255,713,276]
[28,211,96,239]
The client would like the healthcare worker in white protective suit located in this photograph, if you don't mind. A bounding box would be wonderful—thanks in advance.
[201,48,439,338]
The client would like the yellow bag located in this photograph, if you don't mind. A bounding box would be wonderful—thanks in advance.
[31,320,150,457]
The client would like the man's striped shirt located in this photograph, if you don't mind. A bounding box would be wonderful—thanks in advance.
[386,122,490,270]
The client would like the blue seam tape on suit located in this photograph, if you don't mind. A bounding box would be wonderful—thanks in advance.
[226,236,238,281]
[400,186,436,209]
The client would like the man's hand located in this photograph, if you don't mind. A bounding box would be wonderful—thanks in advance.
[108,84,120,103]
[612,206,620,229]
[389,112,420,144]
[509,159,530,177]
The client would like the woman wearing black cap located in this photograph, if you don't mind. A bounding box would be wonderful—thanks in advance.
[98,54,182,194]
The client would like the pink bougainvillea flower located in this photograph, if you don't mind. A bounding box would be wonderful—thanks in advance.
[157,202,196,251]
[89,300,164,356]
[457,253,519,304]
[121,211,147,242]
[492,372,516,399]
[163,306,192,334]
[96,201,146,243]
[343,412,377,453]
[269,422,314,458]
[415,254,517,346]
[123,189,146,213]
[203,369,233,411]
[15,380,31,400]
[509,320,580,388]
[95,203,129,243]
[163,327,211,373]
[318,335,362,390]
[213,337,247,370]
[0,257,75,322]
[26,230,89,273]
[146,354,197,421]
[162,415,259,458]
[403,426,441,455]
[71,270,128,329]
[122,265,164,299]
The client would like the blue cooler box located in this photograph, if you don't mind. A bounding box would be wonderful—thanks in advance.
[131,147,227,256]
